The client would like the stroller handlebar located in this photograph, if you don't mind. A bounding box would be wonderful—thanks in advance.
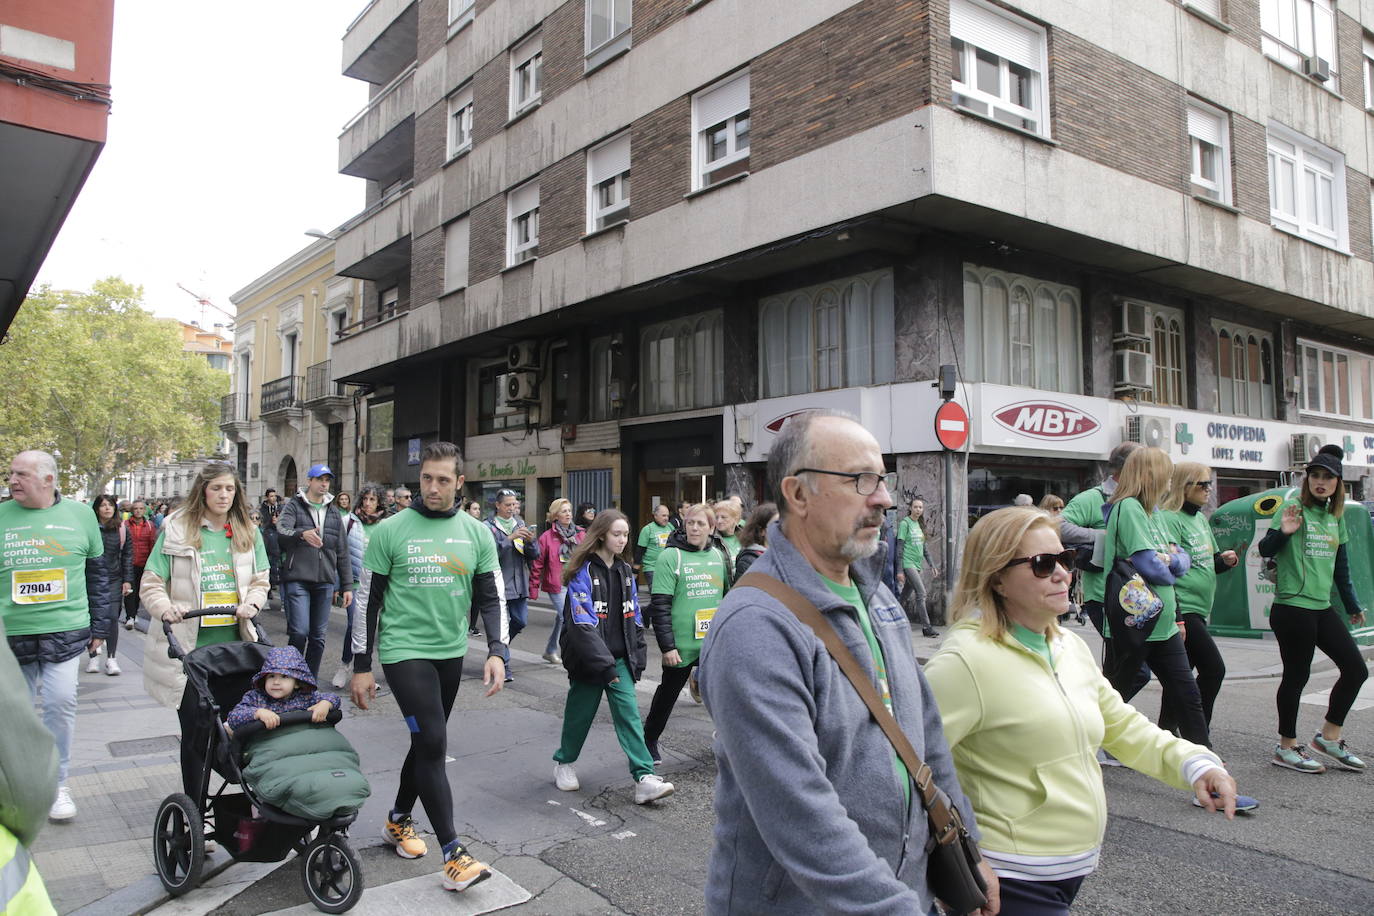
[227,707,344,744]
[163,608,268,659]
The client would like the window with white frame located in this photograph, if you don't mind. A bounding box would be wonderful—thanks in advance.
[510,34,542,117]
[443,217,469,292]
[1215,323,1276,419]
[1267,122,1346,250]
[1260,0,1337,87]
[640,311,724,413]
[379,286,398,320]
[588,336,613,421]
[692,72,750,190]
[1142,302,1186,407]
[1364,35,1374,109]
[448,0,474,28]
[587,133,630,232]
[1187,100,1232,204]
[758,270,897,398]
[963,265,1082,394]
[507,181,539,266]
[587,0,631,58]
[447,85,473,158]
[950,0,1049,137]
[1184,0,1222,19]
[1299,339,1374,421]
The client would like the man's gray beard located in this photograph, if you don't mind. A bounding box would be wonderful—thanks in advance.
[839,532,880,562]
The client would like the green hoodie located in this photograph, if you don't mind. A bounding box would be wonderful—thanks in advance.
[924,616,1221,879]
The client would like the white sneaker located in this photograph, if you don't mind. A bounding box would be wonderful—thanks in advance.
[85,653,101,674]
[634,774,674,804]
[123,617,135,630]
[331,662,353,689]
[49,786,76,821]
[554,764,580,791]
[105,658,121,676]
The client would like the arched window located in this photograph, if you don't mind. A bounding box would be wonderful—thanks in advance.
[639,310,725,413]
[1215,322,1275,419]
[962,265,1082,394]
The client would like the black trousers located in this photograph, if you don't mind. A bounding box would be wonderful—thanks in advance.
[643,660,697,745]
[1109,631,1210,747]
[996,875,1087,916]
[1159,612,1225,733]
[124,564,145,621]
[1270,603,1369,739]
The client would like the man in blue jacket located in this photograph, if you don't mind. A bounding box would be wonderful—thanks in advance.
[484,488,539,682]
[276,464,354,677]
[699,411,997,915]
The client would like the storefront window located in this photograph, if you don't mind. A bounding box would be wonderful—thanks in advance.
[963,265,1081,394]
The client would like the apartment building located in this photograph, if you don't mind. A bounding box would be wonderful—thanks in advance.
[328,0,1374,613]
[221,240,367,500]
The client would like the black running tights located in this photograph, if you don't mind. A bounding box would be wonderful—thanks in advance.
[643,660,696,745]
[383,656,465,848]
[1270,603,1369,740]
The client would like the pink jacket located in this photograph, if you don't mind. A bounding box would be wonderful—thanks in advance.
[530,525,584,599]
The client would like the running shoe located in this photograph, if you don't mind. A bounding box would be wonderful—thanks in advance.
[383,813,428,858]
[105,658,121,676]
[124,617,135,630]
[1311,734,1367,771]
[86,651,101,673]
[1191,791,1259,813]
[49,786,76,821]
[554,763,579,791]
[442,846,492,892]
[331,662,352,689]
[1272,743,1326,774]
[634,774,674,804]
[688,671,702,704]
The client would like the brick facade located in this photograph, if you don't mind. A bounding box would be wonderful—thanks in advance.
[418,0,447,66]
[414,101,447,183]
[541,1,584,105]
[1229,113,1270,225]
[468,195,507,286]
[410,227,445,309]
[472,53,507,146]
[634,0,690,46]
[538,152,587,257]
[630,95,690,220]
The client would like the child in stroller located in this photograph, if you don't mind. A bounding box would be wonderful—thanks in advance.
[152,610,369,913]
[227,646,340,732]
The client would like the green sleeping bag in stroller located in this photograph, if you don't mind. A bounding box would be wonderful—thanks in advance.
[241,723,370,820]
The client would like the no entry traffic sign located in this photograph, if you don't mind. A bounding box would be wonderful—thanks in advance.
[934,400,969,451]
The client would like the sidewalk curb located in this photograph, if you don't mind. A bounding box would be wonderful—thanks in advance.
[68,852,237,916]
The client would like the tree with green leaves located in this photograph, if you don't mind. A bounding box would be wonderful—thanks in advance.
[0,278,229,496]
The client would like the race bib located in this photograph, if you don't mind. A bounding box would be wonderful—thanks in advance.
[694,607,717,639]
[656,533,669,548]
[201,590,239,627]
[13,568,67,604]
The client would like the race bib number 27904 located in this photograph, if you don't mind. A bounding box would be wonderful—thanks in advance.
[12,568,68,604]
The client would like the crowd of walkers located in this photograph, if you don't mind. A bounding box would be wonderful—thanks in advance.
[3,413,1372,913]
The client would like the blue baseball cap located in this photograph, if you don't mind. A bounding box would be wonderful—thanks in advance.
[307,463,334,478]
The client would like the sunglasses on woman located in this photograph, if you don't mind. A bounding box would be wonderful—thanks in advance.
[1002,549,1076,578]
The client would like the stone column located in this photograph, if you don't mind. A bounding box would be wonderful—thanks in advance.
[725,464,757,511]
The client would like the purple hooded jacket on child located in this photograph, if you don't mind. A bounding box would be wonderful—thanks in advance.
[227,646,340,730]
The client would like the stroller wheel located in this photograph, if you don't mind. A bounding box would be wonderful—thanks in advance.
[301,832,363,913]
[153,793,205,896]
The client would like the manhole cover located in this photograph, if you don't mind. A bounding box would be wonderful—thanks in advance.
[107,736,179,758]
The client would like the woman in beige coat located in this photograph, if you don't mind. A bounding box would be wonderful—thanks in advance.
[140,462,269,794]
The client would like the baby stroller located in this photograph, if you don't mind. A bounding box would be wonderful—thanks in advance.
[152,609,364,913]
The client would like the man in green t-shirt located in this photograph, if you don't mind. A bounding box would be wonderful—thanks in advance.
[635,503,674,589]
[351,441,508,895]
[0,450,107,822]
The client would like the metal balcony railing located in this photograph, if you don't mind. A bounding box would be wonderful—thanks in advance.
[220,391,250,424]
[305,361,348,402]
[261,376,303,414]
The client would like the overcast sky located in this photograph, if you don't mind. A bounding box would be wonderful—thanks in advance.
[34,1,369,329]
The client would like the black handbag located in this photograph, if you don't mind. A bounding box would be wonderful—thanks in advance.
[735,572,989,915]
[1101,506,1165,680]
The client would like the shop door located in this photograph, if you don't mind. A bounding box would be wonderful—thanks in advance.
[677,467,716,508]
[568,468,613,515]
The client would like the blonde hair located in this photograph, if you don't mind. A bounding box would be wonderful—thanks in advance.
[949,506,1061,643]
[1038,493,1064,513]
[712,499,742,524]
[682,503,714,526]
[177,463,256,554]
[546,498,572,523]
[1161,461,1211,512]
[1110,447,1172,513]
[1300,470,1347,517]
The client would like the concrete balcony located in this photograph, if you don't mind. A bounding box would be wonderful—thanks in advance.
[339,65,415,182]
[342,0,417,85]
[335,185,412,280]
[260,375,305,424]
[303,360,354,422]
[219,391,253,442]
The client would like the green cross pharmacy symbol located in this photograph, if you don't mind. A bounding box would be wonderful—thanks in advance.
[1175,422,1194,456]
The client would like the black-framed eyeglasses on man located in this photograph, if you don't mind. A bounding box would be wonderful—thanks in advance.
[793,468,887,496]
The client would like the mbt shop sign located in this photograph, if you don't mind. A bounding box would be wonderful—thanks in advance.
[972,384,1111,458]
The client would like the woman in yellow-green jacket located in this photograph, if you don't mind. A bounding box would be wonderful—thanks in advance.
[925,507,1240,916]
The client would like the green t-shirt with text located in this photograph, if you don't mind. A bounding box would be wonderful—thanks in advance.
[652,545,726,666]
[1108,498,1178,641]
[144,524,269,647]
[1062,486,1107,603]
[637,522,674,571]
[1162,509,1219,620]
[897,517,925,570]
[0,497,103,637]
[1274,497,1347,610]
[821,574,910,808]
[363,510,500,664]
[719,534,741,568]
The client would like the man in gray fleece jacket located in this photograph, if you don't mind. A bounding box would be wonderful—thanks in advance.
[699,410,997,915]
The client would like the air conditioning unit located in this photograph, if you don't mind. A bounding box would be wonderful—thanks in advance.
[1114,348,1154,390]
[1116,300,1150,342]
[507,341,539,370]
[1125,414,1171,452]
[1291,432,1327,466]
[506,370,539,404]
[1303,55,1332,82]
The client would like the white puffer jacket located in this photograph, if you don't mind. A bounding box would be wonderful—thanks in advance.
[140,512,269,709]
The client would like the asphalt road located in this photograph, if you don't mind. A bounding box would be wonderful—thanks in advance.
[152,601,1374,916]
